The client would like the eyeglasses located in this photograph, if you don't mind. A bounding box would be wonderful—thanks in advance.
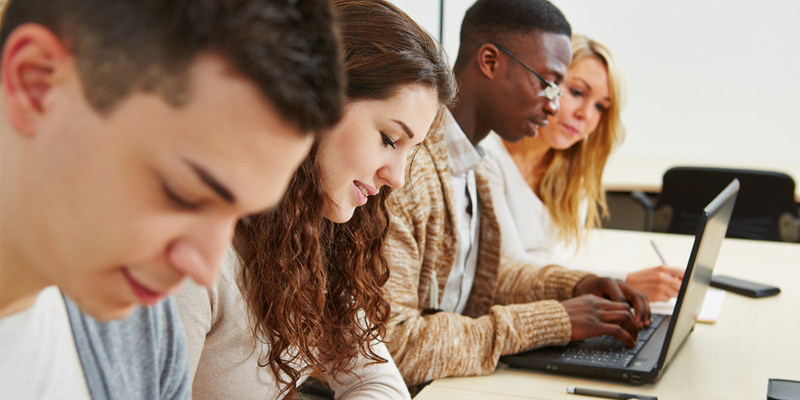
[491,43,562,101]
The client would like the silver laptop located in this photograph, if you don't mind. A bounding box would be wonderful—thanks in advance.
[499,179,739,384]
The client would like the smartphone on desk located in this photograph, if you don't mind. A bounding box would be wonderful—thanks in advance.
[710,275,781,298]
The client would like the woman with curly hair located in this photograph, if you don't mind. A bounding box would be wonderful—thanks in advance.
[175,0,455,398]
[483,34,683,302]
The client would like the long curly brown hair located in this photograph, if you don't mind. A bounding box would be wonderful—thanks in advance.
[233,0,455,397]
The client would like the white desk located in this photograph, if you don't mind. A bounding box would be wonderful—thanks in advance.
[602,154,800,201]
[415,230,800,400]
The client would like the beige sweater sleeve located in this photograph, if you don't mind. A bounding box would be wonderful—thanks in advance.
[495,256,595,305]
[383,195,574,386]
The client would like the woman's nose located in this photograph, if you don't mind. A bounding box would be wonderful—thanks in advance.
[381,156,407,189]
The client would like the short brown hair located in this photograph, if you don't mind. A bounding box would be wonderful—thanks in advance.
[0,0,345,133]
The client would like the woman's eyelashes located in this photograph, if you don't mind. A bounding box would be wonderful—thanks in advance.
[162,182,201,211]
[570,87,608,113]
[381,132,397,149]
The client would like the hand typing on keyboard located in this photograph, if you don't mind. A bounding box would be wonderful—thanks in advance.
[572,276,652,329]
[558,314,667,368]
[561,294,641,348]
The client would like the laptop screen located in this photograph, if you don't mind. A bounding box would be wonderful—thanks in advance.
[657,179,739,368]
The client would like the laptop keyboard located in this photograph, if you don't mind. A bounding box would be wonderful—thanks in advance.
[557,314,667,368]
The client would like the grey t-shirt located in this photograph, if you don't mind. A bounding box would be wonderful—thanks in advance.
[64,296,191,400]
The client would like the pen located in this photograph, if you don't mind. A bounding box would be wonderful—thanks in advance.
[567,386,658,400]
[650,239,668,265]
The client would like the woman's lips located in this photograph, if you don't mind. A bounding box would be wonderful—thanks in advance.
[122,269,165,306]
[353,181,370,206]
[562,123,580,136]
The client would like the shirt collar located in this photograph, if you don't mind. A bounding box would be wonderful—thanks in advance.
[442,110,484,177]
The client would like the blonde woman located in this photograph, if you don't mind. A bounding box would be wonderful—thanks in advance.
[483,34,683,302]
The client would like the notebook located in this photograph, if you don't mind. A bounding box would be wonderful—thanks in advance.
[499,179,740,384]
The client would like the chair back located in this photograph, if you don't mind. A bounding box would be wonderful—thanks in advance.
[652,167,798,242]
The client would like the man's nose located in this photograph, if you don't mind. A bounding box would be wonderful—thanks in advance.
[166,217,237,287]
[543,96,560,116]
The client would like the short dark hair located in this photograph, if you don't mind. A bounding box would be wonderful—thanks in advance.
[454,0,571,73]
[0,0,344,133]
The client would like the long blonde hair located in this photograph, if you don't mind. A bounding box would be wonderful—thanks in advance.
[538,34,625,245]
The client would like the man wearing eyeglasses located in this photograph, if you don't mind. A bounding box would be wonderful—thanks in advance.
[381,0,651,387]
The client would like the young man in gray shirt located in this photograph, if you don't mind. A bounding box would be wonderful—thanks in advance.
[0,0,344,397]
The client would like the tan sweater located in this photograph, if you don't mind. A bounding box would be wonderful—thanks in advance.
[383,116,594,386]
[176,248,410,400]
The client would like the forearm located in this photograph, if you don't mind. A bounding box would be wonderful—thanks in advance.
[496,259,594,305]
[385,301,572,386]
[328,341,410,400]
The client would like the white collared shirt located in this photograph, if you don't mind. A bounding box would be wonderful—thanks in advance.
[438,110,484,314]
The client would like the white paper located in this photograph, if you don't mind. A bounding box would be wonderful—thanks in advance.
[648,288,726,323]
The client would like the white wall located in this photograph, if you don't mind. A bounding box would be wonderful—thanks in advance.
[392,0,800,166]
[390,0,464,71]
[390,0,443,47]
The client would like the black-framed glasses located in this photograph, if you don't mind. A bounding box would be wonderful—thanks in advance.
[490,43,562,101]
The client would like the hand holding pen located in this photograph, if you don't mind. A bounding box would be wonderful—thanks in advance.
[623,240,684,302]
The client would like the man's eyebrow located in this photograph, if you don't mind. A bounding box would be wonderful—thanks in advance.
[185,159,236,204]
[552,71,565,84]
[392,119,415,139]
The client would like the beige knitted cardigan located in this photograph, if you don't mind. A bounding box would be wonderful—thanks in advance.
[382,119,595,386]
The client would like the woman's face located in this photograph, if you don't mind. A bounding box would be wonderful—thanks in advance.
[539,56,611,150]
[318,84,438,223]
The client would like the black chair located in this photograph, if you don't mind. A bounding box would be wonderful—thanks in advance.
[603,190,656,232]
[651,167,800,242]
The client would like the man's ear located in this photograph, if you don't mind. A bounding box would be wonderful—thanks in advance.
[476,43,501,80]
[2,23,73,136]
